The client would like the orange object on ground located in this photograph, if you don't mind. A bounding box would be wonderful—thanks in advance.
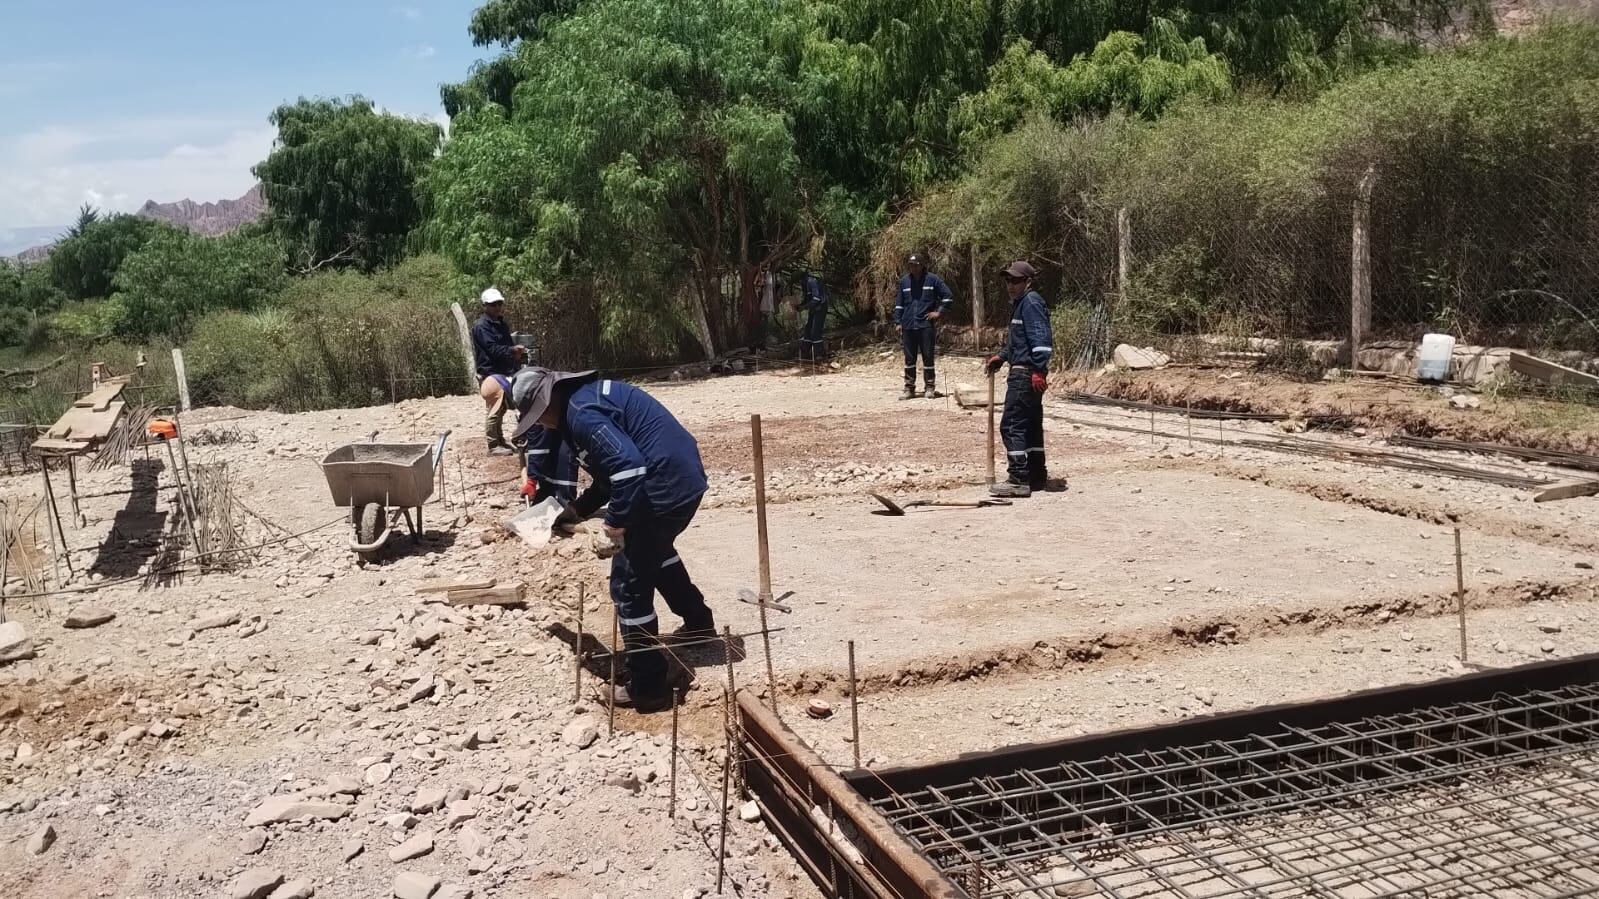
[146,418,178,440]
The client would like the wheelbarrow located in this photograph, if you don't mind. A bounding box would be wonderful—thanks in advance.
[321,431,450,562]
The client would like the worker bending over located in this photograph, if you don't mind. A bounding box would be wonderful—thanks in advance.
[985,261,1054,497]
[895,253,953,399]
[471,288,526,456]
[510,368,716,712]
[519,425,578,505]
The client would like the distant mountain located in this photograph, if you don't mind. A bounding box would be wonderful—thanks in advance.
[5,185,268,262]
[137,184,266,236]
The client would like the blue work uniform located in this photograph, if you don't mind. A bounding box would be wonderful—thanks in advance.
[800,274,827,362]
[996,290,1054,485]
[471,314,518,379]
[560,377,713,692]
[523,426,579,505]
[895,272,953,391]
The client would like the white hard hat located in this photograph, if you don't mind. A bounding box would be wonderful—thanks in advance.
[480,287,506,305]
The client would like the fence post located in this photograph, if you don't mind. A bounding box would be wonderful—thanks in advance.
[450,302,476,389]
[1350,166,1377,371]
[1113,208,1131,359]
[171,349,191,413]
[969,244,983,351]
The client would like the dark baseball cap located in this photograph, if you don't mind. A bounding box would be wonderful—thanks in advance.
[906,252,924,266]
[1002,261,1037,279]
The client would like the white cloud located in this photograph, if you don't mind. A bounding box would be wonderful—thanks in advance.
[408,44,438,60]
[0,120,275,228]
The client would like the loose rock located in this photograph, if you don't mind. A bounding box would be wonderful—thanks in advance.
[241,830,268,856]
[561,717,599,749]
[739,801,761,823]
[435,886,473,899]
[245,795,352,826]
[0,621,34,663]
[268,880,315,899]
[409,788,447,814]
[341,840,365,863]
[194,610,242,632]
[457,825,489,860]
[394,872,441,899]
[388,829,435,863]
[230,868,285,899]
[365,762,395,786]
[26,823,56,856]
[63,606,116,629]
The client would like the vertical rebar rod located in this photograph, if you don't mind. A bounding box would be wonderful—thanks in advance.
[750,414,778,712]
[718,626,736,895]
[1187,401,1193,450]
[1150,409,1156,444]
[986,371,996,486]
[608,604,618,737]
[849,639,861,769]
[669,694,679,818]
[574,583,585,704]
[723,625,742,796]
[1455,527,1468,663]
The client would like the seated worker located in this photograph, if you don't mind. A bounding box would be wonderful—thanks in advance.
[509,367,716,712]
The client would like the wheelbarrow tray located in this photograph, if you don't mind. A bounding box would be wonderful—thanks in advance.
[321,442,436,509]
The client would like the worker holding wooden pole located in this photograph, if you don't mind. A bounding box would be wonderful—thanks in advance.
[510,368,715,713]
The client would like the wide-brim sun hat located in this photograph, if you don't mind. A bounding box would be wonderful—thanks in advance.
[509,367,597,441]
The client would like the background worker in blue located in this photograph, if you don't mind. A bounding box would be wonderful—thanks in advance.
[470,287,526,456]
[895,252,953,399]
[510,368,715,713]
[798,272,828,363]
[984,261,1054,498]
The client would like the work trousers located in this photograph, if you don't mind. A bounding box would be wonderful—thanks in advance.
[901,326,937,389]
[609,498,714,693]
[482,374,511,447]
[801,308,826,362]
[1000,369,1046,485]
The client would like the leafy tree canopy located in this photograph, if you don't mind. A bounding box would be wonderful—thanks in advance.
[111,230,287,340]
[48,207,178,301]
[254,97,442,272]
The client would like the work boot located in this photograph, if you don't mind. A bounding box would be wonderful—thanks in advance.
[900,386,916,400]
[923,386,937,399]
[1031,476,1068,493]
[989,480,1032,498]
[662,620,718,647]
[596,681,673,713]
[486,441,515,457]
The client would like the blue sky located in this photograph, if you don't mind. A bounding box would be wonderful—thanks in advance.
[0,0,489,241]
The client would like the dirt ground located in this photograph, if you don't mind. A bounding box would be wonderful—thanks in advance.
[3,357,1599,898]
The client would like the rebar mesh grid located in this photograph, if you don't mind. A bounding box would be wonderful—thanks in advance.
[872,683,1599,897]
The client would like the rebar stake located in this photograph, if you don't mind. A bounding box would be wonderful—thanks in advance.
[717,629,734,896]
[608,604,618,737]
[669,693,679,819]
[750,414,779,713]
[1455,527,1468,663]
[574,583,585,704]
[848,639,861,769]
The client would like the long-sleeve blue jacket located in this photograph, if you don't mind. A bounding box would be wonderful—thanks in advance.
[894,272,952,330]
[999,290,1053,372]
[524,426,579,504]
[471,314,518,379]
[802,275,826,313]
[562,378,707,527]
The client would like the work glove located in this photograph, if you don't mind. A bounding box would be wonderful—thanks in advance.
[1031,371,1048,393]
[592,524,626,560]
[552,504,583,538]
[519,478,536,499]
[985,355,1005,375]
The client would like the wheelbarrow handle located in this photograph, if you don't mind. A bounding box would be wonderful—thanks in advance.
[431,430,452,467]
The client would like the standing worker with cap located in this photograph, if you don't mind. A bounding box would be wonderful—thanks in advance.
[798,271,828,364]
[509,367,716,712]
[471,288,527,456]
[984,261,1054,497]
[895,253,954,399]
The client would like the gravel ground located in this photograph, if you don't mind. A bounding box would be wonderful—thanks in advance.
[2,358,1598,898]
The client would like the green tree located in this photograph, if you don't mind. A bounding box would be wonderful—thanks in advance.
[48,208,176,300]
[112,231,287,339]
[0,259,65,346]
[253,97,442,272]
[430,0,818,357]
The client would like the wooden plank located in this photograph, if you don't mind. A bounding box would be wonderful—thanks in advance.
[45,401,125,441]
[1350,166,1375,370]
[415,578,496,595]
[72,380,126,410]
[1534,481,1599,503]
[30,437,92,454]
[1508,351,1599,390]
[443,583,526,606]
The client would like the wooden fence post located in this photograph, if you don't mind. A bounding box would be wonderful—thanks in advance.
[969,244,983,351]
[1350,166,1377,372]
[171,349,191,413]
[450,302,476,389]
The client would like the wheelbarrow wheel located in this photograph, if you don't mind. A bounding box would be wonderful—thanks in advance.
[356,502,384,563]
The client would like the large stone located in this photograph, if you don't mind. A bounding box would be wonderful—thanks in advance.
[245,795,352,826]
[1112,344,1170,371]
[341,839,365,862]
[326,774,363,796]
[393,873,441,899]
[267,880,315,899]
[229,868,285,899]
[63,606,116,629]
[409,788,447,814]
[456,825,489,860]
[388,829,435,863]
[435,886,473,899]
[194,610,242,632]
[240,830,268,855]
[25,823,56,855]
[561,718,599,749]
[0,621,34,663]
[364,762,395,786]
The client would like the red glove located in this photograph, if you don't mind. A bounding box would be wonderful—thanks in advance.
[520,478,536,498]
[985,355,1004,375]
[1031,372,1048,393]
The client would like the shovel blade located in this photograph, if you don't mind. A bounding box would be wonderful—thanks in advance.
[868,492,905,515]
